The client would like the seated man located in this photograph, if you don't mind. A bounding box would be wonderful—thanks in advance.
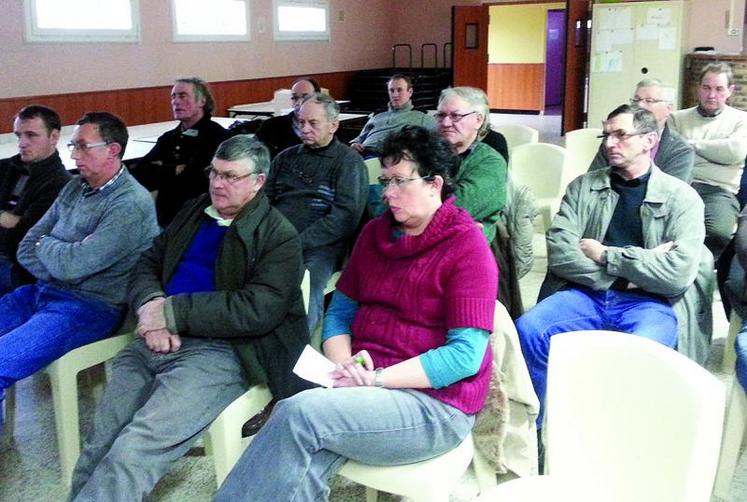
[590,78,693,183]
[0,105,71,294]
[69,135,309,500]
[266,93,367,332]
[668,62,747,260]
[131,76,229,227]
[0,112,158,428]
[517,105,705,428]
[255,78,320,158]
[350,73,437,158]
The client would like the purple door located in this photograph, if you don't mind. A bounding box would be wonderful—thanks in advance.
[545,9,566,108]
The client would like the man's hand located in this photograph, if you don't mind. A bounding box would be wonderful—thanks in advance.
[350,143,364,153]
[580,238,608,264]
[0,211,21,229]
[143,329,181,353]
[175,164,186,176]
[136,297,168,336]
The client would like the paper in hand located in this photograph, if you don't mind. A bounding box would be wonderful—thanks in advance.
[292,345,336,388]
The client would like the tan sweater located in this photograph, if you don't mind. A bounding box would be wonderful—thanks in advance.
[668,105,747,194]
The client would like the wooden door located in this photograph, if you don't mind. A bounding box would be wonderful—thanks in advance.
[562,0,593,133]
[452,5,489,89]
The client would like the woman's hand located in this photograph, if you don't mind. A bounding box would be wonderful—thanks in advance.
[329,350,375,387]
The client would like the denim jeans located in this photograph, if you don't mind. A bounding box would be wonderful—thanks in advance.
[0,283,123,429]
[516,287,678,427]
[0,257,19,297]
[214,387,474,502]
[69,337,247,502]
[304,247,340,333]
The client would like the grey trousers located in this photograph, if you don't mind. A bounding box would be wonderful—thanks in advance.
[69,337,247,502]
[694,182,740,261]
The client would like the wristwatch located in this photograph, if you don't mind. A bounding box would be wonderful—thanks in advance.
[373,368,385,388]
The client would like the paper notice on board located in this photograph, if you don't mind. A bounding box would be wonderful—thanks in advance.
[659,27,677,50]
[595,30,613,52]
[636,24,660,41]
[647,7,672,25]
[598,8,616,30]
[612,28,634,45]
[613,7,632,29]
[591,51,623,73]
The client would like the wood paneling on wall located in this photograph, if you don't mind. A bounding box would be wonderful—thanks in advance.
[0,71,357,134]
[487,64,545,111]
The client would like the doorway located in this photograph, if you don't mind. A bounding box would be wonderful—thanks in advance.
[544,9,566,115]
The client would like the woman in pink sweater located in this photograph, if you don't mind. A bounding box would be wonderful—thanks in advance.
[216,126,499,502]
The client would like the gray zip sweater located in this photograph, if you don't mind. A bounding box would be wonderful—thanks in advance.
[17,168,159,307]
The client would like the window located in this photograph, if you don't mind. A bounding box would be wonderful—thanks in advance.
[24,0,140,43]
[172,0,250,42]
[274,0,329,41]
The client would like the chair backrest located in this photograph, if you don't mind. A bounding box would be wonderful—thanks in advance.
[364,157,382,185]
[509,143,566,200]
[563,127,602,189]
[545,331,725,502]
[492,124,539,152]
[273,88,292,115]
[301,269,310,314]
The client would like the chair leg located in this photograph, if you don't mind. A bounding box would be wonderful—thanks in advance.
[713,378,747,499]
[723,314,742,373]
[364,486,378,502]
[4,384,15,437]
[48,359,82,487]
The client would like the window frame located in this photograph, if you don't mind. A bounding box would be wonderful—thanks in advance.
[170,0,251,43]
[23,0,141,43]
[273,0,330,42]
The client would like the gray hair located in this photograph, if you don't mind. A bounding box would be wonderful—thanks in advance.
[438,86,490,136]
[635,78,675,103]
[699,62,734,86]
[302,92,340,122]
[214,135,270,175]
[175,76,216,115]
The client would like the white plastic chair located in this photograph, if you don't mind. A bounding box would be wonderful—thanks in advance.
[272,88,292,115]
[492,125,539,152]
[334,301,528,501]
[713,311,747,499]
[509,143,566,231]
[206,269,310,486]
[475,331,726,502]
[364,157,382,185]
[562,128,602,191]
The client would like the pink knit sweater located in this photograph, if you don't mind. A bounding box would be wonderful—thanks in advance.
[337,197,498,414]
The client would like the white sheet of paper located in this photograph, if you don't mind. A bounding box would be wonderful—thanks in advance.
[659,27,677,50]
[647,7,671,25]
[293,345,337,388]
[636,24,660,41]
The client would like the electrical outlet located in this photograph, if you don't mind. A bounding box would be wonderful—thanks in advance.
[338,10,345,22]
[728,27,741,36]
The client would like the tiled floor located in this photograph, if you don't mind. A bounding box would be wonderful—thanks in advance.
[1,114,745,501]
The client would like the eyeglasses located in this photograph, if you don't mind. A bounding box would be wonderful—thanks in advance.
[377,175,432,189]
[204,166,257,184]
[67,141,108,153]
[596,130,647,142]
[630,97,665,105]
[434,111,476,123]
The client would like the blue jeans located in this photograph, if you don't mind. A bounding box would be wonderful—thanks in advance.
[304,247,340,333]
[516,287,678,427]
[0,258,19,297]
[215,387,474,502]
[69,337,247,502]
[0,283,123,428]
[737,327,747,391]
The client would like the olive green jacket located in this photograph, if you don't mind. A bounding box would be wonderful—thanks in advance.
[539,164,714,364]
[128,193,310,398]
